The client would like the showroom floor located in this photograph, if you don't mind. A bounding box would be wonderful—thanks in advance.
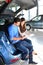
[10,30,43,65]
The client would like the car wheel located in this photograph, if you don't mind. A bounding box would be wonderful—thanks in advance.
[0,57,5,65]
[26,24,31,30]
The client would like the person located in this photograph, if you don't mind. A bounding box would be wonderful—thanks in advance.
[8,17,37,64]
[19,18,37,55]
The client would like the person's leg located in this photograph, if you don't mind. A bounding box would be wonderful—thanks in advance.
[20,40,33,62]
[24,38,32,44]
[14,41,29,60]
[25,38,37,55]
[24,38,34,51]
[22,40,33,53]
[21,40,37,64]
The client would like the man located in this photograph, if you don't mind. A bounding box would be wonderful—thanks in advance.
[8,17,37,64]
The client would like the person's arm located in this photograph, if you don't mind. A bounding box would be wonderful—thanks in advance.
[18,27,22,36]
[18,27,26,37]
[8,26,26,41]
[12,37,22,40]
[12,36,26,40]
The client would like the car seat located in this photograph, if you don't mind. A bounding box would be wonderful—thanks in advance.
[0,31,22,55]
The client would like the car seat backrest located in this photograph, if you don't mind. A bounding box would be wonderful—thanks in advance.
[0,31,16,54]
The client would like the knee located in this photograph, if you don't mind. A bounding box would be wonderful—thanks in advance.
[29,40,32,44]
[30,45,33,49]
[29,45,33,51]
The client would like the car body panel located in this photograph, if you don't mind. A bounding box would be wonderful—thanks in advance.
[26,15,43,29]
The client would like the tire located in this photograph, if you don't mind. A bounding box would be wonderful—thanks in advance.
[26,24,31,30]
[28,25,31,30]
[0,57,5,65]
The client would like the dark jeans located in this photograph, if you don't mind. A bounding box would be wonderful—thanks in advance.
[14,39,33,62]
[24,39,34,62]
[24,38,34,52]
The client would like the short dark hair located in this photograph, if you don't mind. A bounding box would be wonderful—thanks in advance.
[21,18,25,22]
[13,17,20,23]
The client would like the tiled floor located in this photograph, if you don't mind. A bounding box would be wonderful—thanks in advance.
[11,31,43,65]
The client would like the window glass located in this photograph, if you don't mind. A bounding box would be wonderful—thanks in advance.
[32,16,41,21]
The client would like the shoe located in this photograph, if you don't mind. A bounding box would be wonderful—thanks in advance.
[29,61,37,64]
[20,60,25,63]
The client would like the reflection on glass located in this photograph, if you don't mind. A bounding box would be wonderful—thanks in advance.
[32,16,41,21]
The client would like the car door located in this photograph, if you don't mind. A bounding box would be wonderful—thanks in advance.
[32,15,42,29]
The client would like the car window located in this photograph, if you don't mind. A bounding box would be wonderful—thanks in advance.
[32,16,41,21]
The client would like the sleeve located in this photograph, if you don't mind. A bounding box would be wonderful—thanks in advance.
[8,27,16,40]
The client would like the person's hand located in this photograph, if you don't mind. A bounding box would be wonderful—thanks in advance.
[21,36,26,40]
